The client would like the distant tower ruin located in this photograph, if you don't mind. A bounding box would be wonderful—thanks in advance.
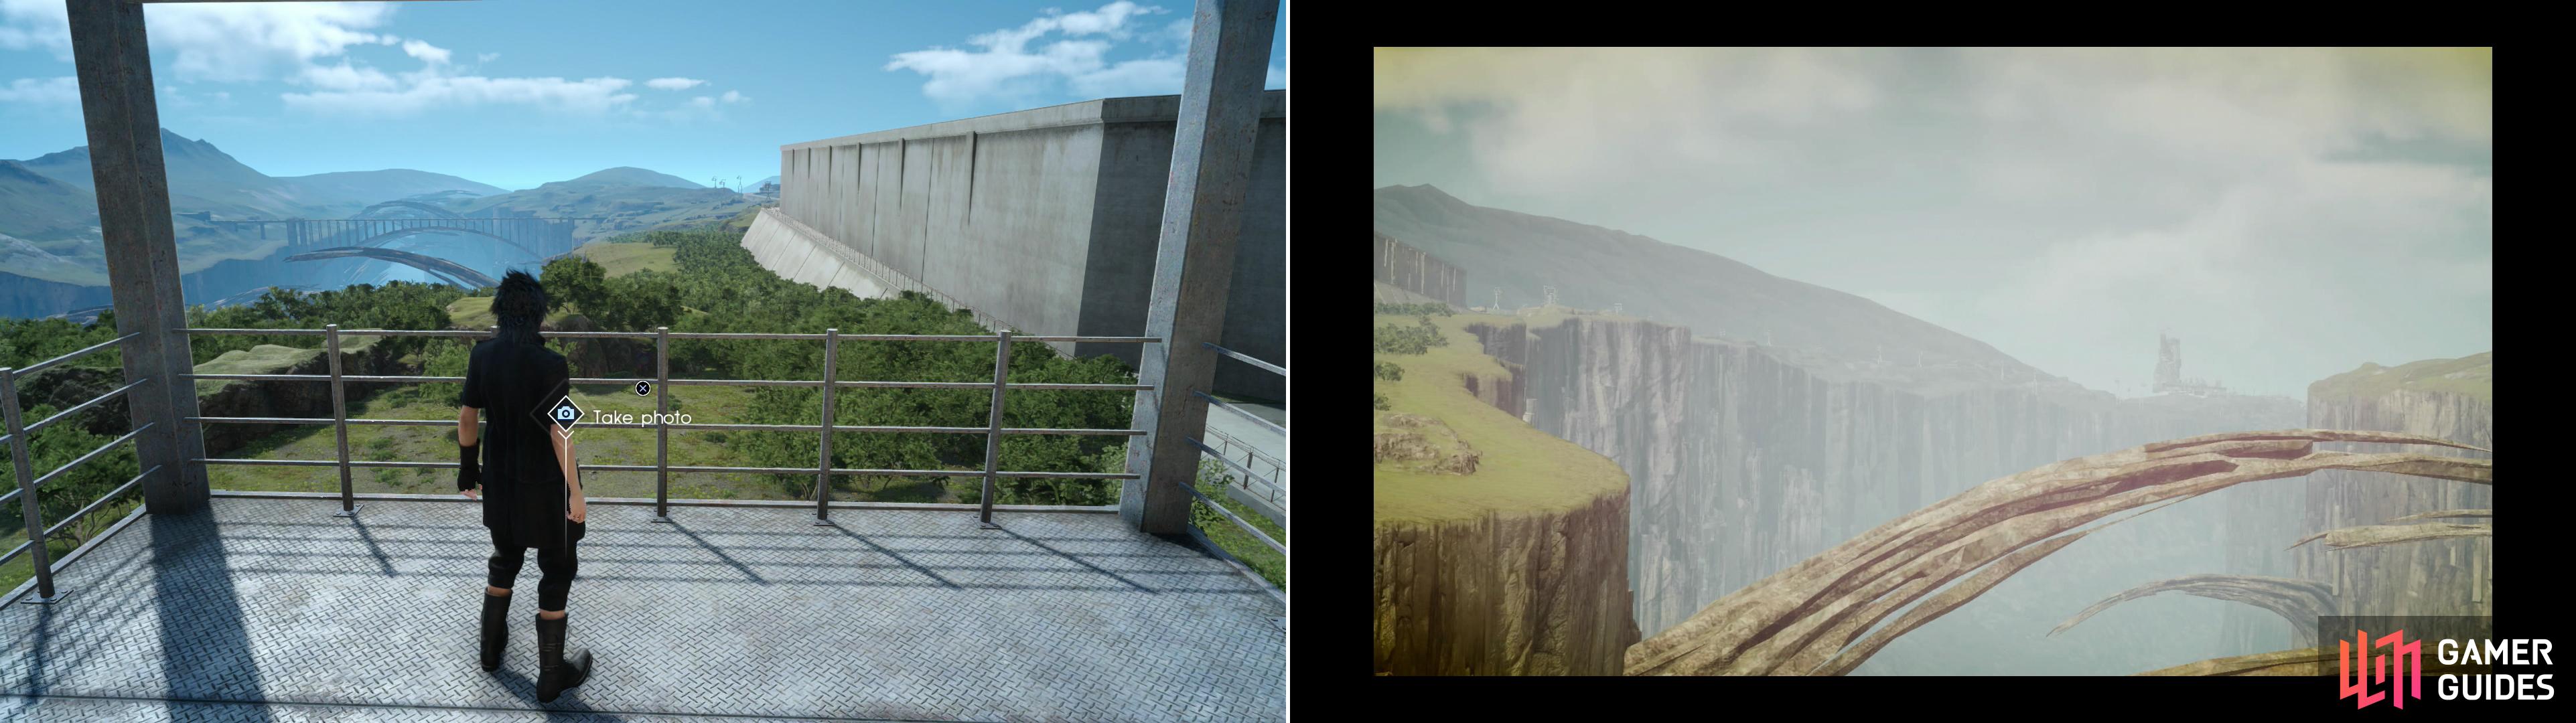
[2155,331,2184,390]
[2151,331,2225,396]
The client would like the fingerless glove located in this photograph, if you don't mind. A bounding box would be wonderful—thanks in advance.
[458,443,481,491]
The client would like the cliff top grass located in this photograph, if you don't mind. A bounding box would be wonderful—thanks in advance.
[443,296,585,331]
[445,297,496,329]
[1374,311,1629,525]
[574,239,679,277]
[1512,307,1642,333]
[2310,351,2491,402]
[192,336,381,395]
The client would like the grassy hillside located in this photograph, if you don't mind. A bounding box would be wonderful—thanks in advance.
[2310,351,2492,402]
[280,169,508,206]
[204,382,794,502]
[449,183,760,244]
[2,129,512,288]
[1373,311,1629,524]
[1373,184,2050,388]
[573,239,679,276]
[549,167,703,190]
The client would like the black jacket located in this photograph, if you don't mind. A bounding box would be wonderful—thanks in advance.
[462,335,585,549]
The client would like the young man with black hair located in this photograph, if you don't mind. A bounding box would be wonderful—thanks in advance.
[457,270,596,702]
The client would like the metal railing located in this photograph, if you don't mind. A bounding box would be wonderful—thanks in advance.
[176,325,1157,530]
[1203,426,1285,511]
[1181,341,1286,557]
[3,331,149,604]
[7,323,1284,602]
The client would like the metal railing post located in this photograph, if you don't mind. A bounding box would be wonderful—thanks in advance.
[3,367,67,603]
[812,328,838,526]
[327,323,357,517]
[650,325,672,523]
[977,329,1012,530]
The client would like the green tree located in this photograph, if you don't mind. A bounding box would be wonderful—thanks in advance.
[539,256,609,315]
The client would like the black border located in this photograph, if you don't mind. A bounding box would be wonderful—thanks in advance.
[1337,44,2543,716]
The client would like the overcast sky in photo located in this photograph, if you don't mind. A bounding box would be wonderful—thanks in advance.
[1374,47,2490,400]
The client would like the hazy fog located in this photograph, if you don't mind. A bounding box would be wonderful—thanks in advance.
[1373,48,2492,399]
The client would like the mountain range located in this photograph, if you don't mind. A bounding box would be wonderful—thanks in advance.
[1372,183,2060,393]
[1,129,742,288]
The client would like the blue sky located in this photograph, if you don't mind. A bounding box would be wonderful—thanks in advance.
[0,0,1286,190]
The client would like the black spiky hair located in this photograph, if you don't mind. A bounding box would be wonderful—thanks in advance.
[492,270,549,336]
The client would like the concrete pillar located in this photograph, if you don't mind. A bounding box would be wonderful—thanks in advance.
[1122,0,1280,534]
[66,0,210,513]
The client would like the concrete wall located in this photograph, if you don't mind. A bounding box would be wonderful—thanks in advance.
[742,208,893,303]
[779,92,1285,402]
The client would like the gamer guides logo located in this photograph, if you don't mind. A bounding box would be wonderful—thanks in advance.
[2338,629,2555,708]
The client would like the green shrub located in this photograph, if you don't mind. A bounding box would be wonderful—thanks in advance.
[1374,303,1451,317]
[1372,316,1448,355]
[1373,361,1403,381]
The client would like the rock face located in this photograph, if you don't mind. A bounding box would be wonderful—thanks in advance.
[12,337,403,455]
[193,337,403,457]
[1373,489,1640,675]
[1372,413,1481,475]
[1487,315,2304,674]
[2293,355,2492,621]
[1372,232,1465,308]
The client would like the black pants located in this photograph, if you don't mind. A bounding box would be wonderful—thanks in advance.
[488,526,579,611]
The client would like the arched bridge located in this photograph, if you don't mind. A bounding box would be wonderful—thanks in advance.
[359,199,462,219]
[282,246,500,288]
[210,215,606,260]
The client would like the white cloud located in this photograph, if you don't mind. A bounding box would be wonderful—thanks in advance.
[401,39,451,66]
[720,90,745,103]
[0,0,70,60]
[1068,58,1184,98]
[0,75,78,106]
[646,77,707,91]
[285,75,638,117]
[477,52,500,64]
[1378,48,1884,196]
[298,62,399,92]
[141,3,401,83]
[689,95,713,108]
[886,1,1193,106]
[1157,18,1192,45]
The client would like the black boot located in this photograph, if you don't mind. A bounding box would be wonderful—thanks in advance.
[479,591,511,671]
[534,613,593,702]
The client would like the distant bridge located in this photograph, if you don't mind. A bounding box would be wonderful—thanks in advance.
[210,215,605,260]
[281,246,500,289]
[359,199,461,219]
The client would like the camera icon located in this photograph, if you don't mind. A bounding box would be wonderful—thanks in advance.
[545,396,582,435]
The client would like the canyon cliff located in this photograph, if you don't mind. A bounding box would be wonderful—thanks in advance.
[2297,356,2492,615]
[1373,313,1639,675]
[1373,491,1639,675]
[2214,354,2491,653]
[1470,315,2303,674]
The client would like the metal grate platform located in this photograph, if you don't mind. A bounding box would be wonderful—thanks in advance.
[0,497,1284,722]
